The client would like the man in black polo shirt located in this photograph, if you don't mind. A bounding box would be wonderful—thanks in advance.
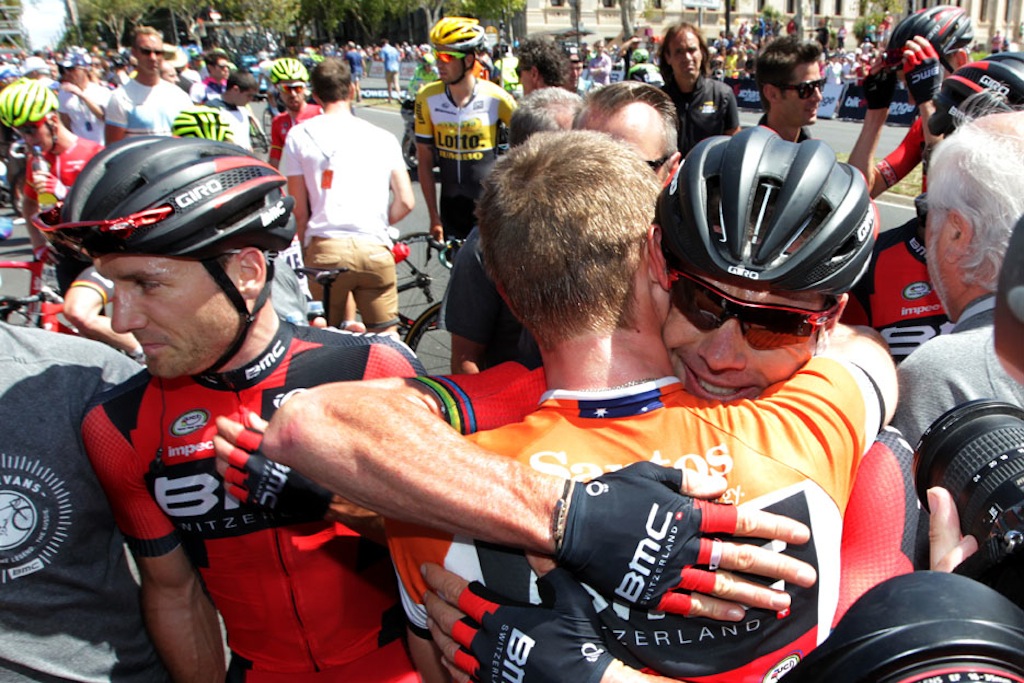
[657,22,739,158]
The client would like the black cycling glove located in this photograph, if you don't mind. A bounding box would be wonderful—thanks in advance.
[223,425,332,521]
[555,462,738,615]
[863,67,897,110]
[904,42,942,105]
[449,568,613,683]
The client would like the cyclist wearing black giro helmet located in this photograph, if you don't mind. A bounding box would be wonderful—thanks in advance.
[849,5,974,200]
[36,137,424,682]
[419,129,903,682]
[215,127,903,683]
[844,51,1024,364]
[416,16,517,241]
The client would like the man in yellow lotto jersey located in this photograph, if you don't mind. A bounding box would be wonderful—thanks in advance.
[415,17,516,241]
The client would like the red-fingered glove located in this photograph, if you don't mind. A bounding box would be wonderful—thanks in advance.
[555,462,737,615]
[448,569,613,683]
[903,41,942,105]
[222,424,332,522]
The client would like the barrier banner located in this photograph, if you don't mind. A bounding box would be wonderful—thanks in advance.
[817,81,843,119]
[729,78,762,110]
[836,84,917,125]
[885,88,918,126]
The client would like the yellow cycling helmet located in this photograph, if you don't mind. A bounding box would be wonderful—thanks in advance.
[269,57,308,84]
[0,79,58,128]
[430,17,486,53]
[172,106,235,143]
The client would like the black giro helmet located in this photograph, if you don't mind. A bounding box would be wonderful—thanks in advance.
[51,136,294,259]
[929,52,1024,136]
[884,5,974,73]
[657,126,876,295]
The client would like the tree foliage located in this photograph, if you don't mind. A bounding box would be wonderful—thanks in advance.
[77,0,146,49]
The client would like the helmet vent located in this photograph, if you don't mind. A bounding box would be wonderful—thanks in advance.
[749,180,780,260]
[780,198,832,259]
[706,176,726,244]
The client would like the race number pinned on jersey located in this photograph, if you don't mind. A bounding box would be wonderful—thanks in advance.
[321,170,334,190]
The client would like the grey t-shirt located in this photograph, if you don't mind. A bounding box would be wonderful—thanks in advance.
[0,324,169,682]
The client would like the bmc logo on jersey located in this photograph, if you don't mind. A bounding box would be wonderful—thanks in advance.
[171,409,210,436]
[902,281,932,300]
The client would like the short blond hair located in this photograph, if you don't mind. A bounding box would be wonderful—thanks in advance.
[132,25,163,47]
[476,130,660,349]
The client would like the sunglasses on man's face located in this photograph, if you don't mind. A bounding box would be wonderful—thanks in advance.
[774,78,826,99]
[436,51,467,64]
[669,270,839,351]
[136,47,162,57]
[281,84,306,93]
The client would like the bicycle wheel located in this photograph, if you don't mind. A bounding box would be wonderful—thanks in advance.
[395,232,450,324]
[404,302,450,375]
[401,130,418,173]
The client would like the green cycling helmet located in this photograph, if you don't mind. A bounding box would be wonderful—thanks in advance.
[0,79,58,128]
[269,57,308,85]
[172,106,235,143]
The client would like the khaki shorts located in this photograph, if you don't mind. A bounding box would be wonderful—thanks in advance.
[304,236,399,330]
[385,70,399,89]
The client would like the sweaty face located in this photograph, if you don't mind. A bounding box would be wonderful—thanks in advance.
[773,61,823,130]
[95,253,241,378]
[660,274,824,402]
[665,29,703,85]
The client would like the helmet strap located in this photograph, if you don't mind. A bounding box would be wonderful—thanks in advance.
[199,255,275,374]
[450,54,473,85]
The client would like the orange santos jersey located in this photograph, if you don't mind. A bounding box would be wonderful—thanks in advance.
[388,357,878,682]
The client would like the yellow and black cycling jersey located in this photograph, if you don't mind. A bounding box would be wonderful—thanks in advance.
[414,79,516,200]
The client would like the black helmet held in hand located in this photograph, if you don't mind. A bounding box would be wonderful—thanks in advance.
[884,5,974,73]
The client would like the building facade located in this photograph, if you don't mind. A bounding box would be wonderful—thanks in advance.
[525,0,1021,53]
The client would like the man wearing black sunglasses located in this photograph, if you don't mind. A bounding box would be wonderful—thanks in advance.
[755,35,824,143]
[216,127,903,683]
[105,25,191,145]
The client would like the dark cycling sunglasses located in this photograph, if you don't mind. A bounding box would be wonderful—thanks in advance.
[280,84,306,93]
[774,78,826,99]
[669,269,840,351]
[135,47,162,57]
[31,203,173,256]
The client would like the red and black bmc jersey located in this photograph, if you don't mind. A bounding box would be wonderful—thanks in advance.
[844,217,954,361]
[82,323,423,675]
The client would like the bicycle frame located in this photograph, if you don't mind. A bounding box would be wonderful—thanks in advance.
[0,259,71,333]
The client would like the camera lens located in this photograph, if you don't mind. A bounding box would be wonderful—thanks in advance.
[914,399,1024,541]
[783,572,1024,683]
